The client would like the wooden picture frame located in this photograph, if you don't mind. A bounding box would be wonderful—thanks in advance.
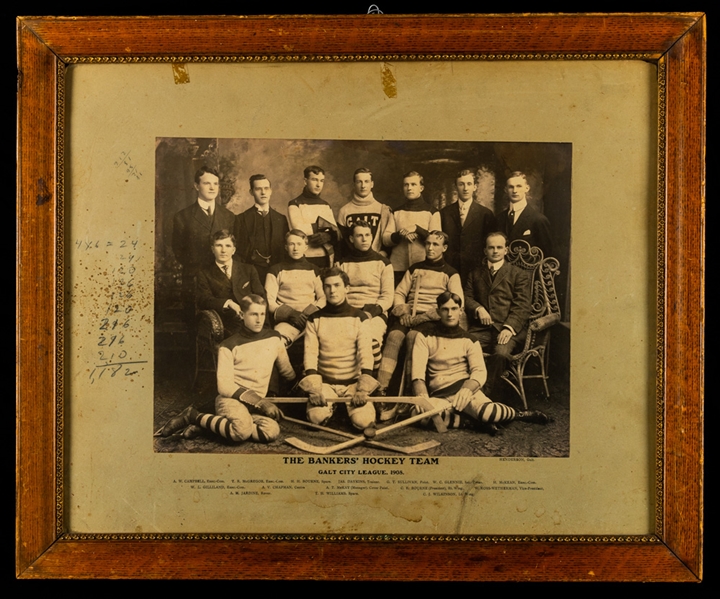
[16,14,704,581]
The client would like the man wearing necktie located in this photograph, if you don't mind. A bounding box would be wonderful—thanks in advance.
[196,230,267,336]
[496,171,554,258]
[440,169,497,280]
[172,166,238,329]
[235,174,290,285]
[463,232,532,399]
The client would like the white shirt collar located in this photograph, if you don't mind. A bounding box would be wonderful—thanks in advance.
[216,259,233,271]
[508,198,527,218]
[488,259,505,273]
[198,198,215,213]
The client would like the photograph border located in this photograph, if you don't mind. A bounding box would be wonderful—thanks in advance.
[16,14,705,581]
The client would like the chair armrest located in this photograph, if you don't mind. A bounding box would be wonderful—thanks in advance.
[196,309,225,343]
[529,312,561,332]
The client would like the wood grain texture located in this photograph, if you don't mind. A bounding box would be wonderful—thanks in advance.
[22,14,701,58]
[16,14,704,581]
[662,16,705,579]
[16,21,59,577]
[20,540,698,581]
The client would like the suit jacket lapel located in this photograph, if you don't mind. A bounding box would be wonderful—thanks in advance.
[192,202,213,233]
[231,262,251,301]
[491,262,510,290]
[463,202,479,229]
[511,207,531,238]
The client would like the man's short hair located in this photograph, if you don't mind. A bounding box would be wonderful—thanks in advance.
[285,229,308,242]
[436,291,463,309]
[319,265,350,287]
[239,294,267,312]
[507,170,529,184]
[349,219,373,236]
[485,231,509,246]
[249,174,270,189]
[403,170,424,186]
[426,230,449,247]
[304,165,325,178]
[455,168,477,184]
[353,167,373,181]
[212,229,236,247]
[194,165,220,183]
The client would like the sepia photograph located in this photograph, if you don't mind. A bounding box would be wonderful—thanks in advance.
[17,13,704,579]
[153,137,571,458]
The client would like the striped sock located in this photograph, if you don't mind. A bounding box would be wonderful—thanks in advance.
[476,402,517,424]
[372,339,382,371]
[198,413,243,442]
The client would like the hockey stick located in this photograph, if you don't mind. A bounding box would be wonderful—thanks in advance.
[281,414,440,454]
[283,401,450,455]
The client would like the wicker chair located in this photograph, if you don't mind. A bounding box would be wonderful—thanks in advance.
[193,309,226,389]
[500,239,561,409]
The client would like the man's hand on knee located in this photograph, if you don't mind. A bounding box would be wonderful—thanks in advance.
[497,329,513,344]
[452,387,473,412]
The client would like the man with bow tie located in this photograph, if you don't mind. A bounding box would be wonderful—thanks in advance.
[440,168,497,280]
[235,174,290,285]
[463,232,532,399]
[496,171,554,258]
[196,230,267,336]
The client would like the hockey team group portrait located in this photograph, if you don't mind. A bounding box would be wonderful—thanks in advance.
[153,137,571,458]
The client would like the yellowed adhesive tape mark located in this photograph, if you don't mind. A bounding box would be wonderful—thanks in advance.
[172,63,190,85]
[381,62,397,99]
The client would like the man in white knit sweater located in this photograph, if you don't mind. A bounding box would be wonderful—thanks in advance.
[265,229,326,346]
[300,266,379,430]
[159,295,296,443]
[411,291,550,433]
[337,220,394,371]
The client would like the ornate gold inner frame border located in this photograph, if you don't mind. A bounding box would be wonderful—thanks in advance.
[16,14,704,581]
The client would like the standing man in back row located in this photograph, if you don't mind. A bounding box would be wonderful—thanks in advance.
[235,174,289,286]
[440,168,497,280]
[496,171,553,258]
[287,165,339,268]
[337,167,393,259]
[382,170,442,286]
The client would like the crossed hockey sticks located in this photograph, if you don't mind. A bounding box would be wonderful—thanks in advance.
[280,413,440,455]
[155,397,449,449]
[282,400,450,455]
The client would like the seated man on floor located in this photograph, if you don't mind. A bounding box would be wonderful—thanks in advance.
[300,266,378,430]
[337,220,394,372]
[411,291,550,433]
[265,229,326,347]
[196,229,266,336]
[464,231,532,398]
[376,230,464,401]
[159,295,296,443]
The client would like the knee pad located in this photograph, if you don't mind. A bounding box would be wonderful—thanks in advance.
[250,415,280,443]
[306,403,334,426]
[349,404,376,430]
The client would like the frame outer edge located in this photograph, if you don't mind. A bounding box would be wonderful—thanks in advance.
[16,20,60,577]
[662,16,705,580]
[14,13,705,581]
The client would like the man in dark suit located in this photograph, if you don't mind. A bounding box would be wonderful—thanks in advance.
[464,232,532,398]
[440,169,497,280]
[235,174,290,285]
[172,166,237,325]
[496,171,553,258]
[196,230,267,336]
